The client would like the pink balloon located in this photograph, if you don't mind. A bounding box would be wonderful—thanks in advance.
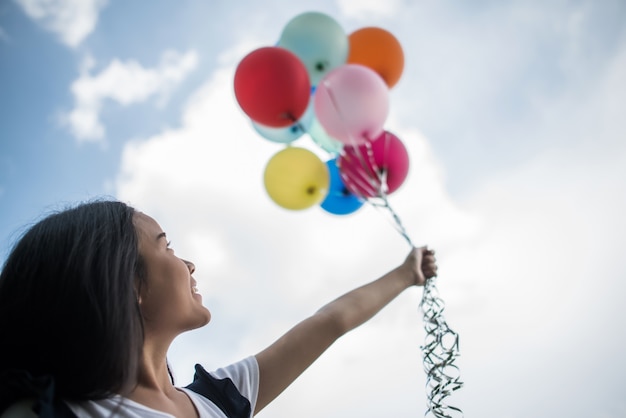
[314,64,389,146]
[338,131,409,198]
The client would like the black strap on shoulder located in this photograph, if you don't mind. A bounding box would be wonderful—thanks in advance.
[185,364,251,418]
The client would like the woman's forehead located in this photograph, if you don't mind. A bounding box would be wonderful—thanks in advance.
[133,212,163,237]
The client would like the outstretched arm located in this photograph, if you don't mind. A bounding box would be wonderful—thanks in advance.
[253,246,437,414]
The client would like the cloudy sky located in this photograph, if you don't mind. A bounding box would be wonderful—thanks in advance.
[1,0,625,417]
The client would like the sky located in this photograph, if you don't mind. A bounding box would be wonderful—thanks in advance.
[1,0,626,417]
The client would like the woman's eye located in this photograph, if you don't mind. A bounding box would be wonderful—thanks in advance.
[166,240,172,248]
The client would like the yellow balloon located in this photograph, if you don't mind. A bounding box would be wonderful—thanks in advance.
[264,147,330,210]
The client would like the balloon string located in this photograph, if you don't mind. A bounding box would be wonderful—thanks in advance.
[420,277,464,418]
[337,152,379,196]
[292,84,465,418]
[349,137,383,192]
[368,195,413,247]
[321,80,387,195]
[314,84,464,417]
[318,83,413,245]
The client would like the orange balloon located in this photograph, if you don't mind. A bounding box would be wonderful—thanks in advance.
[347,27,404,88]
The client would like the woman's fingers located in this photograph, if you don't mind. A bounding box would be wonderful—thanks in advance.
[421,249,438,279]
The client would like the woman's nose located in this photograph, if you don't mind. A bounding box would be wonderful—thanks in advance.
[183,259,195,274]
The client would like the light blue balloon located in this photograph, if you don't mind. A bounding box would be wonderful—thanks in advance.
[252,100,315,144]
[308,117,344,154]
[278,12,348,86]
[320,159,364,216]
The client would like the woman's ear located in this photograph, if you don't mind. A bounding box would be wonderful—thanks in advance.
[134,278,144,306]
[136,286,145,306]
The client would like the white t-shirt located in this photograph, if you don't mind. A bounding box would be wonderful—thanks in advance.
[66,356,259,418]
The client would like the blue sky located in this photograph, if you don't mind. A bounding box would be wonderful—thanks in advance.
[1,1,626,417]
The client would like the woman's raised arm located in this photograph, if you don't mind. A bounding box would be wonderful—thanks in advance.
[253,246,437,414]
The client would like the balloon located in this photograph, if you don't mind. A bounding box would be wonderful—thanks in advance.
[252,100,315,144]
[234,47,310,127]
[264,147,329,210]
[348,27,404,88]
[308,117,343,154]
[278,12,349,87]
[314,64,389,146]
[338,131,409,198]
[320,159,364,215]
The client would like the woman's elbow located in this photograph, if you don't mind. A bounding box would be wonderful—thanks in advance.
[314,306,353,339]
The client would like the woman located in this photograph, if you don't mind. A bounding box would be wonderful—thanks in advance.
[0,200,437,417]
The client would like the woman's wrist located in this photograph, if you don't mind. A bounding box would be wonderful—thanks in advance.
[395,264,421,288]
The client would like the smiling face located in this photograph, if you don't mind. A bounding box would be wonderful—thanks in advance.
[133,212,211,337]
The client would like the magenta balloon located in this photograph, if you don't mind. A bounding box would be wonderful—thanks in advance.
[313,64,389,146]
[338,131,409,198]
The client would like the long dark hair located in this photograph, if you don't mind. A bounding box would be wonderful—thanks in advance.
[0,200,146,412]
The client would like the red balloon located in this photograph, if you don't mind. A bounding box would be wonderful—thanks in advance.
[338,131,409,198]
[234,47,311,127]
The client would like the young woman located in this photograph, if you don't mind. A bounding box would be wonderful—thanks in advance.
[0,200,437,417]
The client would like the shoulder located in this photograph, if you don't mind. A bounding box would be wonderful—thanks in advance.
[184,356,259,418]
[2,398,77,418]
[1,400,37,418]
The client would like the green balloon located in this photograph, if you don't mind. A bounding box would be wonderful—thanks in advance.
[278,12,348,86]
[308,117,344,154]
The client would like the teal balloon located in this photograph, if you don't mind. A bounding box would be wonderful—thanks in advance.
[309,117,343,154]
[320,159,364,215]
[252,100,315,144]
[278,12,348,86]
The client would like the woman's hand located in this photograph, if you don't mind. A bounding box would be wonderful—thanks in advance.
[403,246,437,286]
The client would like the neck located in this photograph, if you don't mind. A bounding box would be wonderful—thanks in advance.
[133,332,176,393]
[125,331,199,418]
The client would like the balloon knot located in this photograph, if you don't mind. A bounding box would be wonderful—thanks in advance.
[282,112,296,122]
[315,61,329,72]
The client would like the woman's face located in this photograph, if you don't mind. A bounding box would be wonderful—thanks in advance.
[133,212,211,336]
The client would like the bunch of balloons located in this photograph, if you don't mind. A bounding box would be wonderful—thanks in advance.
[234,13,465,418]
[234,11,408,217]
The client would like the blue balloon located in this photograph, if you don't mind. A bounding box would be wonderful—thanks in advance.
[320,159,364,215]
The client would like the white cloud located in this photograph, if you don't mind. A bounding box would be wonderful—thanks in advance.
[64,50,198,143]
[15,0,108,48]
[112,38,480,416]
[337,0,402,19]
[438,27,626,417]
[113,4,626,417]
